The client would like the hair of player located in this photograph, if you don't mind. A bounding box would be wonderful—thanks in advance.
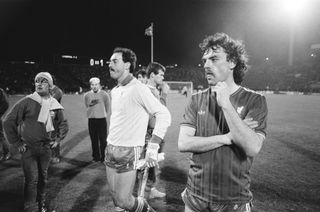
[135,69,147,78]
[146,62,166,78]
[113,47,137,73]
[199,32,249,85]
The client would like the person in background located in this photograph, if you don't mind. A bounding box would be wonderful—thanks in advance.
[178,33,268,212]
[0,88,10,161]
[141,62,170,199]
[84,77,110,163]
[3,72,69,212]
[136,69,148,84]
[50,75,64,163]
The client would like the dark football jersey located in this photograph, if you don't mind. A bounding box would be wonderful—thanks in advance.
[181,86,268,203]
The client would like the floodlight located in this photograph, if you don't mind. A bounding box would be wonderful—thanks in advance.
[281,0,308,19]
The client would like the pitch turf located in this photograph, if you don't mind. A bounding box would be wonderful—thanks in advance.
[0,93,319,211]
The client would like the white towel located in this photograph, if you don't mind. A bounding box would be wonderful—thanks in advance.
[27,92,64,132]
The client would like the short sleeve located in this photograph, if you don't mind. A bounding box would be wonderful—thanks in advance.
[181,95,198,129]
[246,95,268,137]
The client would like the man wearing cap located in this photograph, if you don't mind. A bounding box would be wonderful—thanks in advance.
[3,72,69,212]
[84,77,110,163]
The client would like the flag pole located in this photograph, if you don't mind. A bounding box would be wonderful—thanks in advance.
[151,23,154,63]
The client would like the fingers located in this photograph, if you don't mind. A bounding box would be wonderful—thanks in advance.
[19,145,27,153]
[243,118,258,129]
[146,159,159,168]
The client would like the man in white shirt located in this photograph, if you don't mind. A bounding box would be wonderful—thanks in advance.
[105,47,171,212]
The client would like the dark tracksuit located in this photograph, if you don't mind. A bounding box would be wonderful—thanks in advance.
[3,96,68,212]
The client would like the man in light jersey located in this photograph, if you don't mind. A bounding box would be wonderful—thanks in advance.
[105,47,171,212]
[84,77,110,163]
[178,33,268,212]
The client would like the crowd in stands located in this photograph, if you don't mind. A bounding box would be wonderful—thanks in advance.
[1,57,320,95]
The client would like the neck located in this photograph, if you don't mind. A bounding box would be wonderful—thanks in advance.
[225,81,240,94]
[147,80,157,88]
[117,71,130,85]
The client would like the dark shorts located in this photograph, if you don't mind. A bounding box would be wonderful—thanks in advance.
[181,189,251,212]
[105,144,143,173]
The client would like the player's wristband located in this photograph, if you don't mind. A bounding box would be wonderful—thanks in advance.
[146,143,160,160]
[150,134,162,144]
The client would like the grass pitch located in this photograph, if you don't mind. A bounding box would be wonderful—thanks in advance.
[0,93,319,212]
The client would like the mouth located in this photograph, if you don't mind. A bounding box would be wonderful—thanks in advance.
[206,73,215,80]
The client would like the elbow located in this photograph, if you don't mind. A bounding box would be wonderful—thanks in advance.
[246,143,262,157]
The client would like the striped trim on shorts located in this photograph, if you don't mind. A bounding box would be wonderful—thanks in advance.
[105,144,143,173]
[181,188,252,212]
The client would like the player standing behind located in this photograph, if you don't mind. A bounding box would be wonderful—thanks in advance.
[84,77,110,163]
[136,69,148,84]
[105,47,171,212]
[141,62,169,199]
[178,33,268,212]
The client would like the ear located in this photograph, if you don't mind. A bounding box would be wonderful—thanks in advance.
[229,60,236,70]
[150,72,155,78]
[124,62,131,71]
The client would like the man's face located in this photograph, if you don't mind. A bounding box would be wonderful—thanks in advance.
[35,77,50,96]
[137,74,147,84]
[202,47,234,86]
[108,52,128,81]
[90,82,100,92]
[153,69,165,86]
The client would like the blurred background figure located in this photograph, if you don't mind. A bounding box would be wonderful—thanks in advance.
[84,77,110,163]
[136,69,148,84]
[50,75,64,163]
[0,88,10,161]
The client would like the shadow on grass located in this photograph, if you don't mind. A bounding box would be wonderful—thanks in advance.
[160,166,187,185]
[252,181,320,206]
[277,138,320,163]
[160,165,186,210]
[61,129,89,156]
[68,177,106,212]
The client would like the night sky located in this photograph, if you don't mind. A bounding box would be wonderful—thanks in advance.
[0,0,319,66]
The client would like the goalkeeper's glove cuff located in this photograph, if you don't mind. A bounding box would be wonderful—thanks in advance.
[146,143,160,161]
[150,134,162,144]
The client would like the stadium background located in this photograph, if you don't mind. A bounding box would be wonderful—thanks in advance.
[1,0,320,211]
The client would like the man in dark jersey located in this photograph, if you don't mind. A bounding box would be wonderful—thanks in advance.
[178,33,268,212]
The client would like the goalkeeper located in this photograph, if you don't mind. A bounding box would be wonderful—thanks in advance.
[105,47,171,212]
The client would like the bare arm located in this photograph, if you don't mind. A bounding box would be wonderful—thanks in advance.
[178,125,232,153]
[222,104,264,157]
[213,82,265,157]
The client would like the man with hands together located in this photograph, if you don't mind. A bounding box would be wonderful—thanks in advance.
[178,33,268,212]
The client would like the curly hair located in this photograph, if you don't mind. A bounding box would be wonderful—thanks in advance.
[199,33,249,85]
[113,47,137,73]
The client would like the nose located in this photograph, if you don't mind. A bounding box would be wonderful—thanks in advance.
[203,60,210,68]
